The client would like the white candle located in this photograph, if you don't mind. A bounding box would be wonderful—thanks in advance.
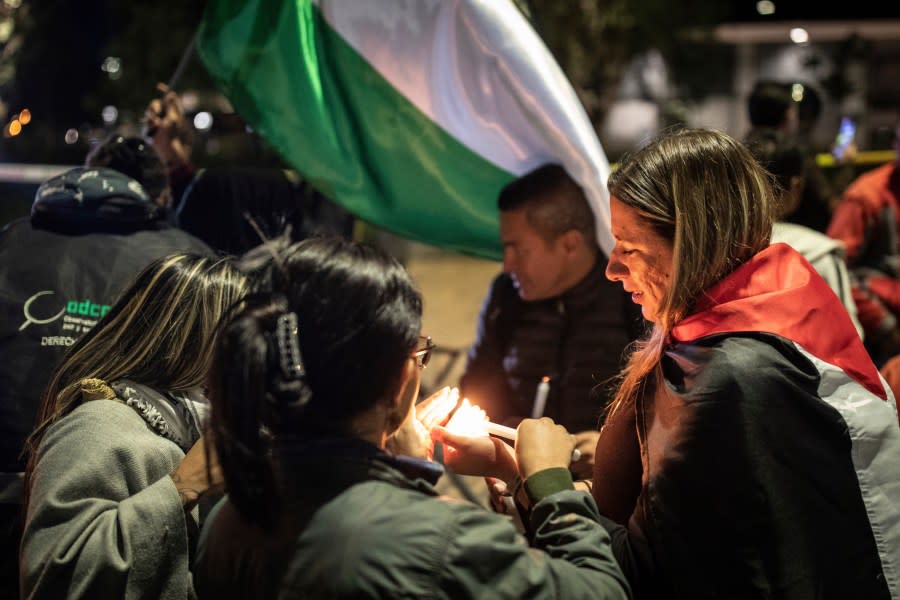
[484,421,581,463]
[484,421,518,440]
[531,376,550,419]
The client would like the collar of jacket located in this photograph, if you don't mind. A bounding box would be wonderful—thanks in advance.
[552,257,606,311]
[275,434,444,491]
[671,242,884,400]
[109,379,205,452]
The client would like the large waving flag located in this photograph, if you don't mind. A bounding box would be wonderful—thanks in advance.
[196,0,613,260]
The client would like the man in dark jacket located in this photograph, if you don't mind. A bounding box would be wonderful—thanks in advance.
[459,164,642,477]
[0,166,210,597]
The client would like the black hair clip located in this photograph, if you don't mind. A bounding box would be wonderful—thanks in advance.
[275,312,306,380]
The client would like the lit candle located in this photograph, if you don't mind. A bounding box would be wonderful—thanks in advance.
[445,396,580,463]
[444,398,489,437]
[531,376,550,419]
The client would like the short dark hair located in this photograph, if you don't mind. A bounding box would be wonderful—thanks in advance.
[747,80,794,129]
[497,163,596,245]
[85,134,169,203]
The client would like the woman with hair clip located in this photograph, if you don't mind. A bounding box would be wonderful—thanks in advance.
[572,128,900,598]
[20,254,248,600]
[193,236,631,600]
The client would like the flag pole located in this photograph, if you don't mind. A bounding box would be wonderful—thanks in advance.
[167,31,198,91]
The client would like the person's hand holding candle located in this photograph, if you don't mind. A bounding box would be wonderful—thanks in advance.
[431,399,519,484]
[430,428,518,484]
[515,417,577,479]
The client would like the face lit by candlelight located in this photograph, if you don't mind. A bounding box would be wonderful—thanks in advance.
[500,208,575,301]
[605,196,674,323]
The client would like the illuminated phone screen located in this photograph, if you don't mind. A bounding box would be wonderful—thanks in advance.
[833,117,857,159]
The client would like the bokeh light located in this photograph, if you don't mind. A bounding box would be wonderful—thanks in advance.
[193,111,213,131]
[756,1,775,15]
[101,105,118,124]
[790,27,809,44]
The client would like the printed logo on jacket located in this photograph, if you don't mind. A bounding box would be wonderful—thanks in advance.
[20,290,110,346]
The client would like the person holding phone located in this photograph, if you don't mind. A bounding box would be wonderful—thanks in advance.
[832,116,858,161]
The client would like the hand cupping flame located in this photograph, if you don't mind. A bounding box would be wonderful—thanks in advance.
[429,388,580,462]
[444,398,490,437]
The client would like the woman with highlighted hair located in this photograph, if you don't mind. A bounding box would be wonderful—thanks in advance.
[21,254,247,600]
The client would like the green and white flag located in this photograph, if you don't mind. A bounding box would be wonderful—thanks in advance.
[197,0,613,260]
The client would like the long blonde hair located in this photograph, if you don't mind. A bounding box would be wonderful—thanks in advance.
[24,254,248,491]
[608,128,775,415]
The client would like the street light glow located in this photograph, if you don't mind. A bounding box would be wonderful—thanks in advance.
[756,1,775,15]
[790,27,809,44]
[193,111,213,131]
[101,105,118,124]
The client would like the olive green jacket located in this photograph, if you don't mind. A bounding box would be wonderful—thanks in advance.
[195,437,631,599]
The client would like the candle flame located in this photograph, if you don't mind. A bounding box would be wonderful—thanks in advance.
[444,398,490,437]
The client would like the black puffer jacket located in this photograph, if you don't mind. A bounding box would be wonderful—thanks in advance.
[460,261,644,432]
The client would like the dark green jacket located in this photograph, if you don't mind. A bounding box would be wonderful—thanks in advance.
[195,437,630,599]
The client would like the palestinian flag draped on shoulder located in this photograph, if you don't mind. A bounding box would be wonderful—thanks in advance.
[196,0,613,260]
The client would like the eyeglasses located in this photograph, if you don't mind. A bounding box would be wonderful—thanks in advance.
[411,335,435,369]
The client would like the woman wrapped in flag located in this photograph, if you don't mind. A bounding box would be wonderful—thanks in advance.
[587,128,900,598]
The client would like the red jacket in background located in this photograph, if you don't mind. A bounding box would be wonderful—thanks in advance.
[827,162,900,340]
